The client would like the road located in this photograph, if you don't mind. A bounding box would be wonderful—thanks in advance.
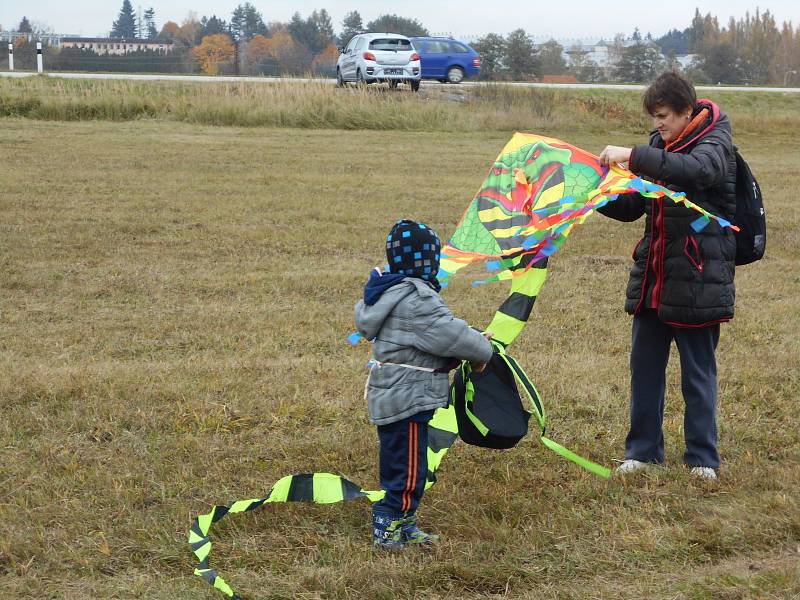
[1,70,799,93]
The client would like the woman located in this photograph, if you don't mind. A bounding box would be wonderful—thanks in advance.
[598,71,737,480]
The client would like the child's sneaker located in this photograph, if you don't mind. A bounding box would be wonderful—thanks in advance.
[372,511,405,550]
[400,514,439,546]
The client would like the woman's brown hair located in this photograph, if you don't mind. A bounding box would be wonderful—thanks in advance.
[643,71,697,115]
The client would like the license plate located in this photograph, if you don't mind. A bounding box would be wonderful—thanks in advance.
[385,68,403,75]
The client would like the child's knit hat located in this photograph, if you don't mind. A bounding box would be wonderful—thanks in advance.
[385,219,441,287]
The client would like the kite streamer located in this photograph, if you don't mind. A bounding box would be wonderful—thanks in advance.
[189,133,736,598]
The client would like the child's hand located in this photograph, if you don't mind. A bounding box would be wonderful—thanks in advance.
[471,361,487,373]
[482,331,494,339]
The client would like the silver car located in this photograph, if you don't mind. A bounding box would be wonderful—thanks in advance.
[336,33,422,91]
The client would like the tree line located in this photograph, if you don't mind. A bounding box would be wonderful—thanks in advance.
[2,4,799,85]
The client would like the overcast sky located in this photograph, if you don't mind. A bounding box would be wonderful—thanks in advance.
[2,1,799,41]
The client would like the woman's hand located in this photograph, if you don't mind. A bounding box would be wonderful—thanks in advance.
[599,145,632,167]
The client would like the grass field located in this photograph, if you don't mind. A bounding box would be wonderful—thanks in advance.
[0,81,799,599]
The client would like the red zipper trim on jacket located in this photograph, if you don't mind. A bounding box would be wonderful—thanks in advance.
[633,199,655,315]
[650,197,666,309]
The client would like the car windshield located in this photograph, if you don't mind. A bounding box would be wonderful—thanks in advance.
[369,38,412,51]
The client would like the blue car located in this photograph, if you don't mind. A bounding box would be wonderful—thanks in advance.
[410,37,481,83]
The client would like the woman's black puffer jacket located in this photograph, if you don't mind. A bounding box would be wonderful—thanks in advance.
[599,99,737,327]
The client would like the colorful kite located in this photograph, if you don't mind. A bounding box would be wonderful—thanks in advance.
[188,133,737,599]
[440,132,736,346]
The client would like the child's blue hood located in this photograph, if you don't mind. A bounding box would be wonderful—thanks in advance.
[363,270,407,306]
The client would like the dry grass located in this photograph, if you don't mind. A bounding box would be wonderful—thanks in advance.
[0,76,798,136]
[0,88,798,600]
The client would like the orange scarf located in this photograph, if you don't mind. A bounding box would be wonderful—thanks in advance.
[664,107,710,152]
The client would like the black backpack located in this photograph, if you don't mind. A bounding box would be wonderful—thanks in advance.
[451,352,532,449]
[449,343,611,477]
[732,149,766,265]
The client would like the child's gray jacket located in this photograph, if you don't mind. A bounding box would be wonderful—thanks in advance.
[354,278,493,425]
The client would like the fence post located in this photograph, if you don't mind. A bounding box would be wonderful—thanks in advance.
[37,41,43,73]
[7,43,12,71]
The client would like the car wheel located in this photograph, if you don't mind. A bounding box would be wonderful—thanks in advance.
[446,67,465,84]
[356,69,366,87]
[336,68,345,87]
[410,79,420,92]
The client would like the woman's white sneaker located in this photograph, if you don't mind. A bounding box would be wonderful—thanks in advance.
[616,459,648,474]
[690,467,717,480]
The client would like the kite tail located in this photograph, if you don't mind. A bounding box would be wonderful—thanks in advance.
[188,407,460,599]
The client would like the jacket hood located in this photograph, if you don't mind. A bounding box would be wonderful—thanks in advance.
[355,279,433,340]
[363,270,407,306]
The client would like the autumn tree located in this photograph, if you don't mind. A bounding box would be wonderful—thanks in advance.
[243,33,271,72]
[157,21,177,41]
[167,14,204,47]
[192,33,235,74]
[311,41,339,75]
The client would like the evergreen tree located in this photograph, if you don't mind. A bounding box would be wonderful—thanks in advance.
[615,41,664,82]
[655,28,690,56]
[18,16,33,33]
[365,14,428,37]
[144,8,157,39]
[311,9,335,50]
[505,29,539,80]
[339,11,364,46]
[200,15,229,38]
[287,12,333,55]
[111,0,137,39]
[230,3,267,41]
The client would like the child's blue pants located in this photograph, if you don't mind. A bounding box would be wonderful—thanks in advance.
[374,411,433,516]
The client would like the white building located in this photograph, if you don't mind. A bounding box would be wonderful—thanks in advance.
[60,37,173,55]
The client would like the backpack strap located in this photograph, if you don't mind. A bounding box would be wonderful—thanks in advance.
[461,363,491,436]
[495,348,611,478]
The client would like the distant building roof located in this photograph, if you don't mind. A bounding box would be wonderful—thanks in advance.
[61,37,171,44]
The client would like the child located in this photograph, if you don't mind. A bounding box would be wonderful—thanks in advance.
[354,219,493,549]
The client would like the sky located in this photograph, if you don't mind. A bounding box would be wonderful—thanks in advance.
[2,1,799,41]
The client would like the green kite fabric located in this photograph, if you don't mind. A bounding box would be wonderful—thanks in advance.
[188,133,737,598]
